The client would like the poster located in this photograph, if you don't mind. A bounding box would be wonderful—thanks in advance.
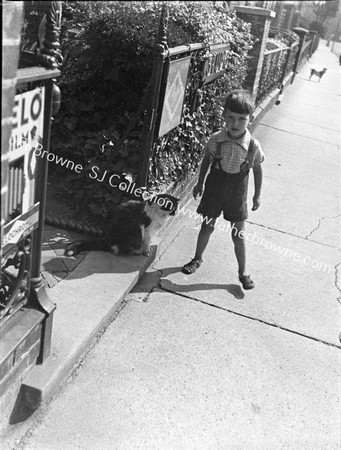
[158,56,191,138]
[8,87,45,215]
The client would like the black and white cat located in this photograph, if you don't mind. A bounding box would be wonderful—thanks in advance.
[65,194,179,257]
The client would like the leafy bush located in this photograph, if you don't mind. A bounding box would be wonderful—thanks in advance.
[147,3,254,190]
[50,1,253,219]
[267,28,299,50]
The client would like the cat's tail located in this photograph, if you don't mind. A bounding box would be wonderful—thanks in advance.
[64,239,110,256]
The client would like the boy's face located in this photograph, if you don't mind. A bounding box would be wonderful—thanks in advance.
[224,108,251,139]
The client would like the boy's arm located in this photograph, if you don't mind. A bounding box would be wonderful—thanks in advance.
[252,163,263,210]
[194,154,211,199]
[197,154,211,186]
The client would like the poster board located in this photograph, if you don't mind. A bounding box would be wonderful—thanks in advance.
[158,56,191,138]
[8,87,45,216]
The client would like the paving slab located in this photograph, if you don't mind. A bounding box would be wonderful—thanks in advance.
[249,121,340,241]
[15,291,340,450]
[265,80,340,132]
[248,60,340,241]
[261,112,340,145]
[246,159,340,241]
[40,250,68,273]
[254,122,340,168]
[154,223,341,347]
[261,100,340,134]
[42,225,87,272]
[283,75,340,103]
[19,247,158,411]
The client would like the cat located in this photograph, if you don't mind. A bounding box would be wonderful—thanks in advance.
[64,194,179,257]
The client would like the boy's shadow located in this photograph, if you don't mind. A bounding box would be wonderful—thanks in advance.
[145,266,245,300]
[41,234,245,300]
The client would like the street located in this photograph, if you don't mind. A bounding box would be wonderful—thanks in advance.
[6,41,341,450]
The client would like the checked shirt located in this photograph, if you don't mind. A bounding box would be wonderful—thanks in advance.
[204,128,265,174]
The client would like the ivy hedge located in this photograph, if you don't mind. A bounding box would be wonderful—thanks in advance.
[50,1,253,219]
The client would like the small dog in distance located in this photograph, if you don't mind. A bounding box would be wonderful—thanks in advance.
[309,68,327,82]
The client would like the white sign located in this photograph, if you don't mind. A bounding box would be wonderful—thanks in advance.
[2,203,40,253]
[158,57,191,138]
[9,87,45,213]
[9,87,45,162]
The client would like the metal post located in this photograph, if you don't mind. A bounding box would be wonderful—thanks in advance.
[331,17,341,52]
[234,6,276,103]
[30,79,53,289]
[307,31,317,58]
[291,27,309,84]
[138,2,169,187]
[30,78,56,363]
[275,40,293,105]
[29,1,63,361]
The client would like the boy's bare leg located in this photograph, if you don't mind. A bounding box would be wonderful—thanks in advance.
[194,220,216,261]
[230,220,246,276]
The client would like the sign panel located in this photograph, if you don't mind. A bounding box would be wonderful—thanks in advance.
[158,56,191,138]
[8,87,45,214]
[9,87,45,161]
[2,202,40,254]
[203,43,230,84]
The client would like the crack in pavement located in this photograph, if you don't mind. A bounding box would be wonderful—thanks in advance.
[260,123,338,145]
[334,253,341,307]
[261,113,341,134]
[158,280,341,350]
[305,213,341,241]
[247,220,339,250]
[128,215,341,346]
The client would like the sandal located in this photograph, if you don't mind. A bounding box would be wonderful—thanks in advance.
[182,258,202,274]
[239,274,255,290]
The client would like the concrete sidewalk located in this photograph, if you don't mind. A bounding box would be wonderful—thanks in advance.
[2,42,341,449]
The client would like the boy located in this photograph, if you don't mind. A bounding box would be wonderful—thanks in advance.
[181,90,265,290]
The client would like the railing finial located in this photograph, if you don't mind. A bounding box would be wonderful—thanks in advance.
[155,1,169,53]
[37,1,63,69]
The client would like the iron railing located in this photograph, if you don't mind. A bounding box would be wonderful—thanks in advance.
[297,37,313,72]
[256,41,298,105]
[1,1,62,362]
[142,40,241,190]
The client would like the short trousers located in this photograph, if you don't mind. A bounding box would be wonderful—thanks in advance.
[197,168,249,223]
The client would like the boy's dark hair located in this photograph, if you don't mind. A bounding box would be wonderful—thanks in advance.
[224,90,254,116]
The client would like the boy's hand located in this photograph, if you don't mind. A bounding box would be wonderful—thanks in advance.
[193,184,203,199]
[252,196,261,211]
